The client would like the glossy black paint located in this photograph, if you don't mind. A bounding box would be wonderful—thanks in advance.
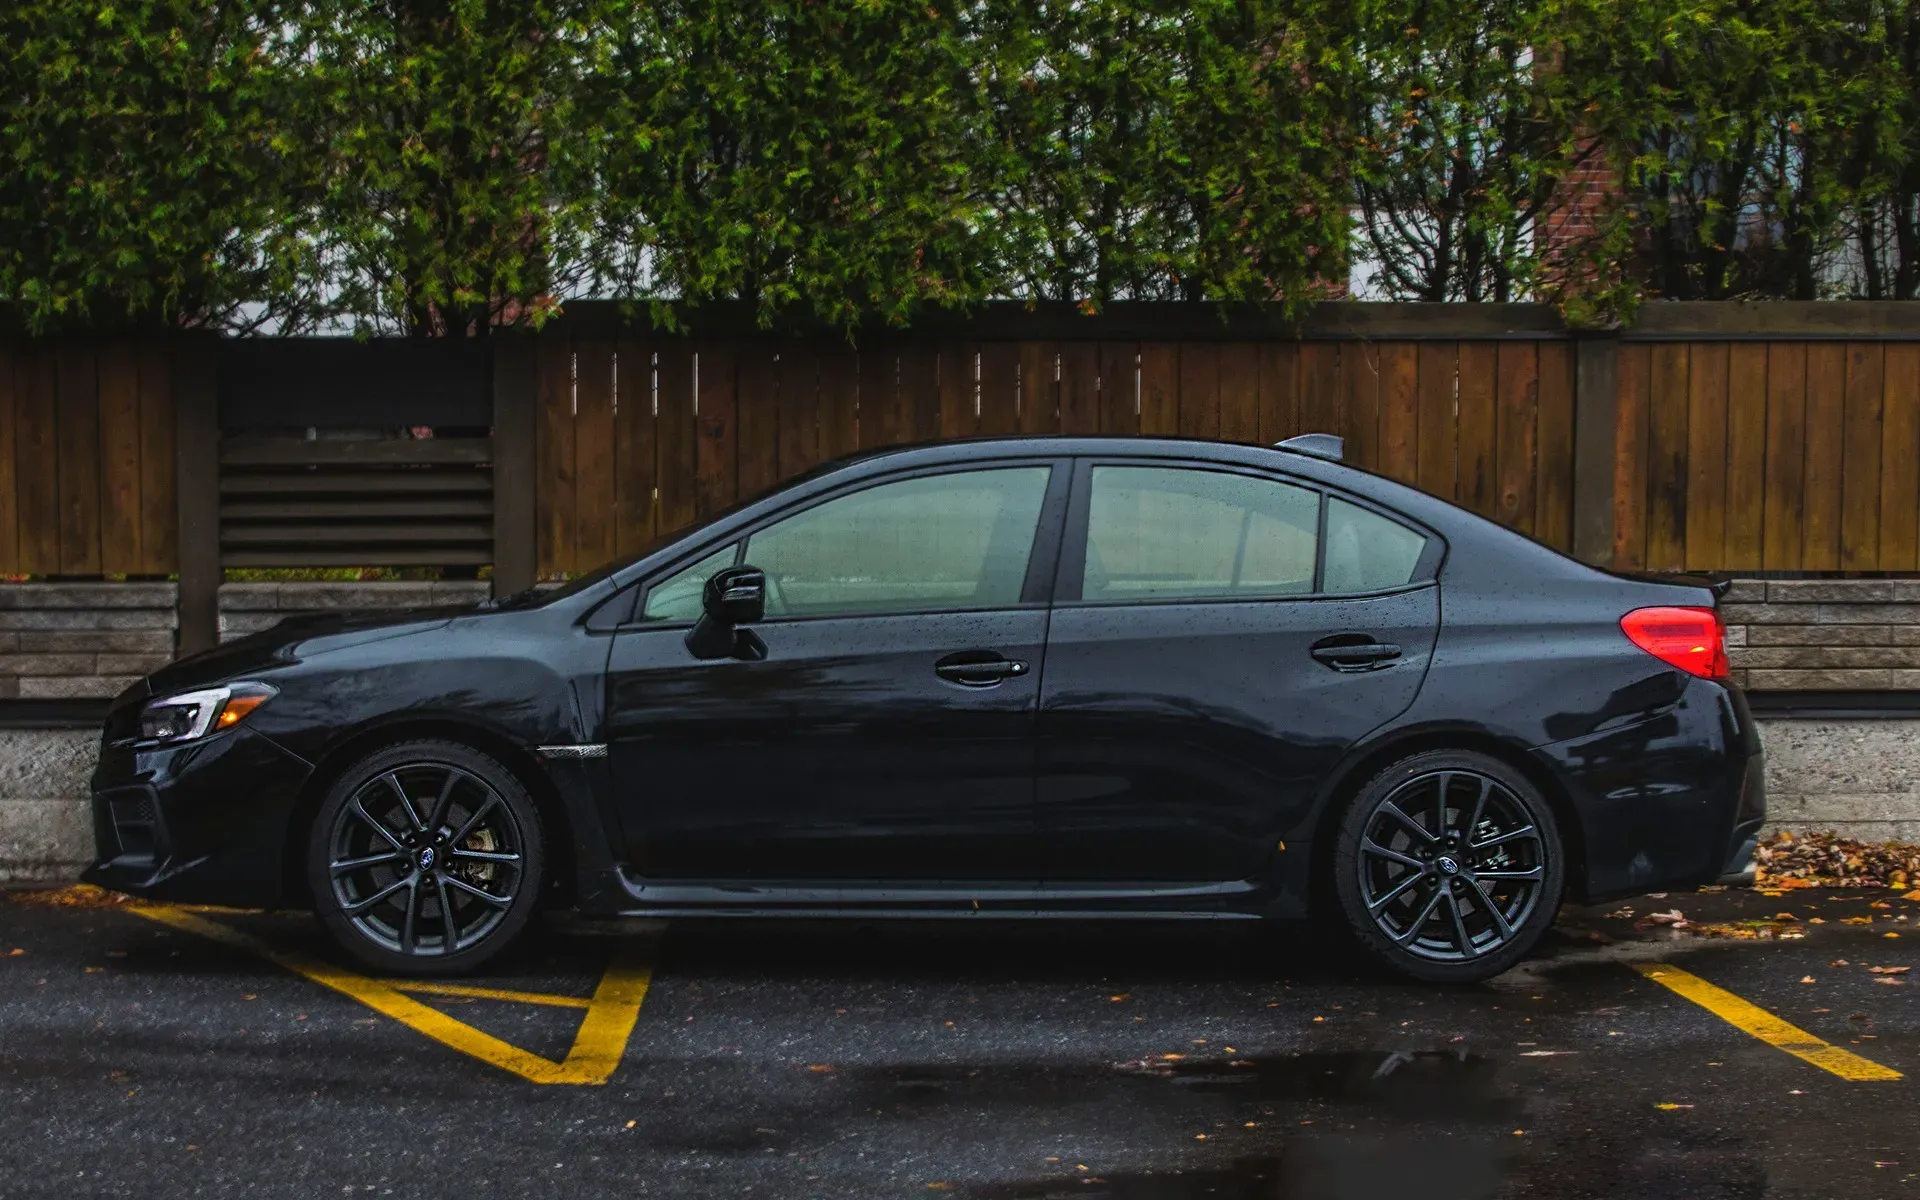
[83,435,1763,923]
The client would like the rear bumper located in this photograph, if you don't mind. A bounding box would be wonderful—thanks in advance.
[82,725,313,907]
[1534,676,1763,903]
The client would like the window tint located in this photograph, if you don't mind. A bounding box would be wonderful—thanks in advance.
[641,544,738,622]
[743,467,1051,619]
[1323,498,1427,592]
[1084,467,1318,602]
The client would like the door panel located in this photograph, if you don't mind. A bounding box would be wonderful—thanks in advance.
[607,611,1047,881]
[1036,587,1439,883]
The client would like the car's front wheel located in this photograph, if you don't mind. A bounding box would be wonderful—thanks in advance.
[307,740,544,976]
[1330,749,1564,983]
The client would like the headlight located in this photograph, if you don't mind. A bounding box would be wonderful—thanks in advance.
[137,683,278,745]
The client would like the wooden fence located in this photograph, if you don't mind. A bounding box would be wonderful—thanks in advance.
[0,339,176,577]
[9,304,1920,656]
[533,331,1579,576]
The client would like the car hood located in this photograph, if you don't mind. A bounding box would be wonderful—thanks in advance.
[134,605,474,701]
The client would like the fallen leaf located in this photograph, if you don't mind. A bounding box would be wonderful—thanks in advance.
[1869,965,1910,975]
[1903,890,1920,902]
[1108,994,1129,1002]
[1844,917,1874,925]
[83,966,102,974]
[807,1064,834,1073]
[5,948,24,957]
[925,1183,955,1191]
[1886,932,1902,939]
[1873,977,1905,985]
[625,1120,636,1129]
[1655,1103,1694,1111]
[1800,976,1816,984]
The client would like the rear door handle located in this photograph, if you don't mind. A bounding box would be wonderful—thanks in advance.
[1310,638,1402,671]
[935,651,1030,687]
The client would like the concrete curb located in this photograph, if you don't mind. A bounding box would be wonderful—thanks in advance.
[3,720,1916,886]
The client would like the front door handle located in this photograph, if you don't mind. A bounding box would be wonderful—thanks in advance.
[935,651,1030,687]
[1310,636,1402,672]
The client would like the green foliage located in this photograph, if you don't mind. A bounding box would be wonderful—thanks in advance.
[1350,0,1613,303]
[0,0,321,331]
[8,0,1920,332]
[586,0,993,329]
[977,0,1356,307]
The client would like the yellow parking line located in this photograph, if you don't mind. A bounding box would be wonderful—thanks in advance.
[1633,962,1903,1082]
[127,904,651,1085]
[388,981,593,1009]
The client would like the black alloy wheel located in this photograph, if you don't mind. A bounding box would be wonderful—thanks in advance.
[308,740,544,975]
[1331,749,1564,983]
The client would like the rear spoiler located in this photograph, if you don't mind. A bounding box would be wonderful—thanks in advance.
[1609,570,1733,601]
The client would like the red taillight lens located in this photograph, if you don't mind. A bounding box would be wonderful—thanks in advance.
[1620,606,1728,680]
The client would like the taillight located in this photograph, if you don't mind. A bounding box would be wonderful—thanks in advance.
[1620,606,1729,680]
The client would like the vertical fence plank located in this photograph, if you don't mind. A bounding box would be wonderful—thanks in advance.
[1456,343,1497,519]
[1379,343,1418,484]
[937,342,977,441]
[1723,344,1769,570]
[1055,343,1098,435]
[173,340,219,654]
[1762,342,1808,570]
[1495,343,1538,537]
[1217,344,1261,444]
[1880,344,1920,570]
[55,340,101,574]
[1415,342,1457,499]
[136,341,177,575]
[977,343,1020,437]
[1683,343,1729,571]
[1098,342,1139,436]
[1342,342,1380,471]
[901,342,942,444]
[490,336,539,595]
[1801,343,1846,571]
[735,342,780,500]
[1840,342,1884,569]
[534,332,575,576]
[695,341,738,518]
[1256,343,1298,444]
[1645,342,1690,571]
[1611,343,1650,568]
[611,337,657,557]
[1298,342,1341,438]
[0,346,16,572]
[859,341,899,447]
[1138,344,1179,436]
[1177,343,1220,438]
[96,340,143,574]
[573,340,617,571]
[655,342,697,538]
[1535,342,1576,552]
[778,343,823,476]
[1017,342,1054,436]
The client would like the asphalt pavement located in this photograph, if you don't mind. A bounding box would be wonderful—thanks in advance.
[0,885,1915,1199]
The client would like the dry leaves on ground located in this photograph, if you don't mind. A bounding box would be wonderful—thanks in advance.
[1755,831,1920,889]
[4,886,135,910]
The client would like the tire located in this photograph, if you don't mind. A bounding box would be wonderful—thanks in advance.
[1330,749,1564,984]
[307,739,545,976]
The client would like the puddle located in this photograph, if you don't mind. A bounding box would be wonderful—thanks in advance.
[1111,1049,1517,1118]
[974,1136,1506,1200]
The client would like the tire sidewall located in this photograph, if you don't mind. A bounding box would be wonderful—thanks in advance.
[307,739,545,977]
[1331,749,1565,984]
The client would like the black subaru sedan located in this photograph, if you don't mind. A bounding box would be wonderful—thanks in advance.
[85,435,1764,983]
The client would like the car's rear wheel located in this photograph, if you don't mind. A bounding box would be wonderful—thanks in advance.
[1331,749,1564,983]
[307,740,544,976]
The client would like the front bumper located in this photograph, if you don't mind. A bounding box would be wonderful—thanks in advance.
[82,725,314,907]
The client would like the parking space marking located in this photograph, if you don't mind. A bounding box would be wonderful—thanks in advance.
[128,904,652,1085]
[1633,962,1904,1082]
[384,980,594,1009]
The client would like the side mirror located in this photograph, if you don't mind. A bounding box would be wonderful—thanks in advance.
[685,565,768,661]
[703,565,766,625]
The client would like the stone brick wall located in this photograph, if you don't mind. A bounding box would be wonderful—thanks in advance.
[0,584,178,700]
[0,730,95,884]
[218,581,492,642]
[1721,579,1920,691]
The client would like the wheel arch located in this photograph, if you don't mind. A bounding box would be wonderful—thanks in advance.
[1302,724,1589,909]
[278,716,576,910]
